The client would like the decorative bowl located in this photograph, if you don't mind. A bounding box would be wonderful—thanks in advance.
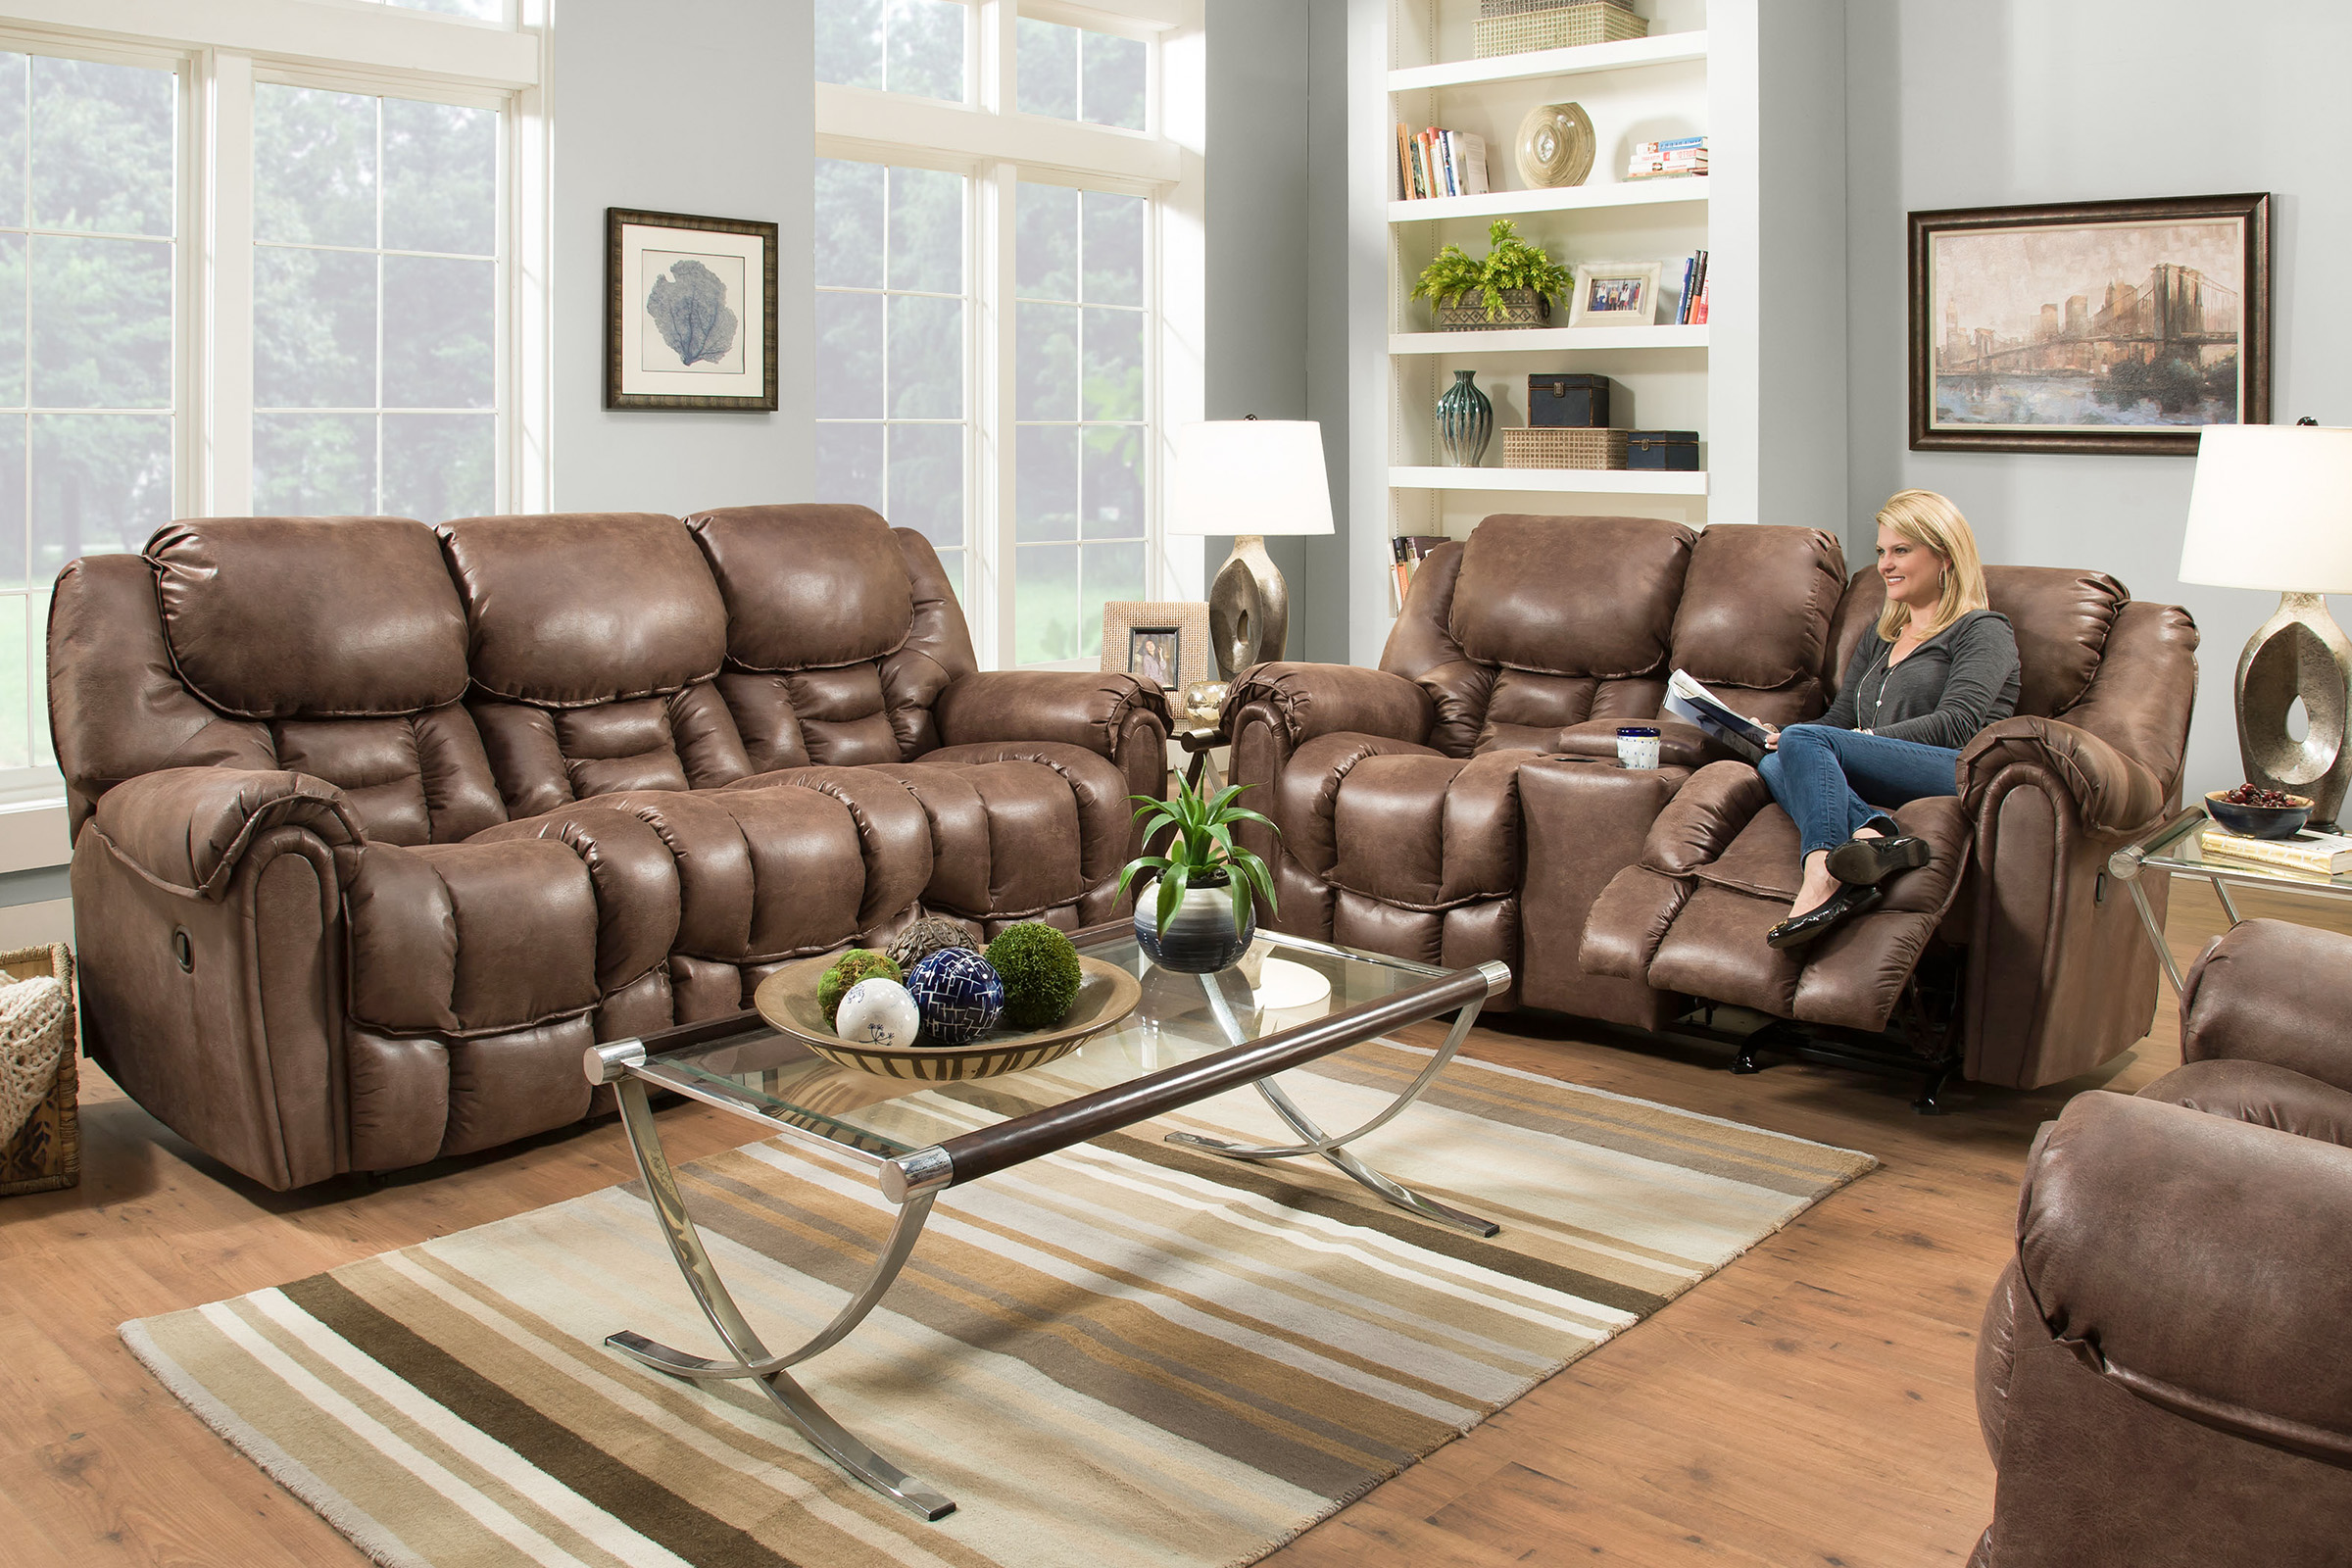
[2204,788,2314,841]
[754,953,1143,1081]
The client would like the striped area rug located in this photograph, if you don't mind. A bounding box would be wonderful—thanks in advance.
[125,1041,1873,1568]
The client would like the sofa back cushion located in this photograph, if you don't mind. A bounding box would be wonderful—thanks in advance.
[1670,524,1846,724]
[1449,514,1696,679]
[1826,564,2127,720]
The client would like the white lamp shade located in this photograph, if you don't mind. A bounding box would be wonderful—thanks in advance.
[1166,420,1336,538]
[2180,424,2352,595]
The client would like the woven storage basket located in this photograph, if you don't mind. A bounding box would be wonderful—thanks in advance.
[0,943,75,1196]
[1479,0,1634,17]
[1502,427,1628,469]
[1476,3,1647,56]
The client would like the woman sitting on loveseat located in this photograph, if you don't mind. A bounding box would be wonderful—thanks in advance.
[1758,489,2022,951]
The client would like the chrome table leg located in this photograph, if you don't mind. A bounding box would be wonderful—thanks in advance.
[608,1079,956,1521]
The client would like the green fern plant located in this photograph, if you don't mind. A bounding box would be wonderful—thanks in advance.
[1120,779,1279,938]
[1411,219,1573,320]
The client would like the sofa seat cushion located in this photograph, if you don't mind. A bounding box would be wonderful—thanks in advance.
[1583,760,1971,1031]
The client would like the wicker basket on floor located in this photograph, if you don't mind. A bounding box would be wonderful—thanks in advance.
[1501,427,1628,469]
[0,943,77,1196]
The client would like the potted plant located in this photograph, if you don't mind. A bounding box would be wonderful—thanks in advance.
[1120,779,1279,973]
[1412,219,1573,330]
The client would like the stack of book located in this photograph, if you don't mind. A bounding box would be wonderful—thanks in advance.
[1396,125,1490,200]
[1675,250,1709,325]
[2198,824,2352,877]
[1628,136,1708,179]
[1389,534,1448,611]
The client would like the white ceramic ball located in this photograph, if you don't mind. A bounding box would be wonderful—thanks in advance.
[833,977,921,1049]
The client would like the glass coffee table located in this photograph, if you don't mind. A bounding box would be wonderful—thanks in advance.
[583,926,1511,1521]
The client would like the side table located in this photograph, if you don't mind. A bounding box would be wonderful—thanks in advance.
[2109,806,2352,993]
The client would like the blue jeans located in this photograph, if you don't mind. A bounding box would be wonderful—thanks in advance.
[1758,723,1960,858]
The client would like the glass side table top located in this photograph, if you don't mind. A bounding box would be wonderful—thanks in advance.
[2111,806,2352,993]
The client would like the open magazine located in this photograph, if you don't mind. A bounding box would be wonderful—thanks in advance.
[1663,669,1772,763]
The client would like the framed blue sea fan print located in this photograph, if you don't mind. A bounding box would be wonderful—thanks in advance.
[607,208,779,410]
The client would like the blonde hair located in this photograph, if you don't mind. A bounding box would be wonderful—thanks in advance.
[1873,489,1989,642]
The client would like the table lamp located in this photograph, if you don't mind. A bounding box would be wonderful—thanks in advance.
[2179,423,2352,826]
[1168,417,1337,679]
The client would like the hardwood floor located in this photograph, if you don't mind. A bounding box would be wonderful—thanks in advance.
[0,883,2326,1567]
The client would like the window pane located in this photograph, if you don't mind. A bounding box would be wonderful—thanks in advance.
[0,56,27,228]
[815,159,884,290]
[887,167,962,296]
[1081,32,1148,130]
[817,292,884,419]
[0,593,25,769]
[255,247,375,408]
[31,414,170,579]
[1016,20,1077,120]
[1016,301,1077,421]
[383,98,496,256]
[255,413,374,515]
[818,1,885,91]
[886,0,966,102]
[1082,424,1143,540]
[383,413,492,520]
[26,585,48,767]
[887,293,961,418]
[1016,424,1076,543]
[1016,182,1076,301]
[0,416,24,585]
[816,421,884,510]
[1080,540,1145,659]
[1014,543,1078,664]
[0,234,22,406]
[929,549,964,607]
[1082,306,1143,421]
[255,86,375,248]
[31,236,172,409]
[888,422,963,554]
[384,255,494,408]
[30,57,173,237]
[1083,192,1144,306]
[363,0,504,17]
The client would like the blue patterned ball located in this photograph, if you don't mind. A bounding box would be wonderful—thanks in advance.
[905,948,1004,1047]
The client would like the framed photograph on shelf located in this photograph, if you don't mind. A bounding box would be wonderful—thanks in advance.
[1100,601,1210,695]
[1566,260,1662,326]
[1909,192,2272,454]
[606,208,779,411]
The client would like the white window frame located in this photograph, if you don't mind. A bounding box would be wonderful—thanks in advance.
[0,0,548,867]
[817,0,1204,671]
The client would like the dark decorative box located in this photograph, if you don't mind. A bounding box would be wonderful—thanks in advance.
[1527,373,1610,428]
[1626,429,1699,470]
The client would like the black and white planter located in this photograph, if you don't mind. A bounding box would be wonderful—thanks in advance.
[1133,872,1256,974]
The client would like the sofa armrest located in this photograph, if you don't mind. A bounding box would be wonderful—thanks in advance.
[2018,1090,2352,1465]
[1959,715,2166,838]
[933,669,1171,761]
[88,767,366,899]
[2177,919,2352,1093]
[1221,662,1434,751]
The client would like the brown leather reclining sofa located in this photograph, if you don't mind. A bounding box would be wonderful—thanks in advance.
[1972,919,2352,1566]
[51,504,1169,1190]
[1222,514,2197,1100]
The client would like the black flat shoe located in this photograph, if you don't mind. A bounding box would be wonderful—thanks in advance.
[1766,883,1886,951]
[1826,834,1931,886]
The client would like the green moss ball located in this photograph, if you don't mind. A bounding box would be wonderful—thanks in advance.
[817,950,902,1026]
[886,915,980,975]
[985,922,1084,1029]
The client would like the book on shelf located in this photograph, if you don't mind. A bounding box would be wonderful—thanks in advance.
[1662,669,1769,763]
[1389,534,1449,612]
[1628,135,1709,179]
[1396,124,1488,199]
[2197,825,2352,876]
[1675,249,1708,325]
[1692,280,1709,323]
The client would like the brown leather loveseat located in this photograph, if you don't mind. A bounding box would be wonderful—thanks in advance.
[1222,513,2196,1102]
[1972,919,2352,1565]
[51,504,1169,1190]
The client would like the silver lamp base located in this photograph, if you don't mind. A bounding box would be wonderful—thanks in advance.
[1208,534,1289,679]
[2236,591,2352,828]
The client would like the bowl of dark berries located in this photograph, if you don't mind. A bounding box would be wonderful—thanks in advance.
[2205,784,2314,840]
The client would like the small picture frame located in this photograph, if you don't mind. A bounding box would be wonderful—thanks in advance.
[607,207,779,411]
[1101,601,1210,694]
[1567,260,1663,326]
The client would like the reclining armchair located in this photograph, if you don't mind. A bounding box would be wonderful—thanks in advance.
[1973,919,2352,1565]
[51,504,1169,1189]
[1222,513,2197,1104]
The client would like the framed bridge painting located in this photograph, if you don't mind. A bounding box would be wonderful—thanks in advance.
[607,208,779,411]
[1909,193,2271,454]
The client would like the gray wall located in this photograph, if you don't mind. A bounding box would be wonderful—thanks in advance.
[549,0,814,513]
[1844,0,2352,797]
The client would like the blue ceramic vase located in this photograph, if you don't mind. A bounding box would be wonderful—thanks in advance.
[1134,874,1255,973]
[1437,369,1493,466]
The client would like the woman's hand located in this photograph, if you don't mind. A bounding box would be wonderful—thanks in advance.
[1760,723,1781,753]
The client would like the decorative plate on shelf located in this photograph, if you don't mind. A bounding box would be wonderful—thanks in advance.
[754,954,1144,1082]
[1515,102,1594,189]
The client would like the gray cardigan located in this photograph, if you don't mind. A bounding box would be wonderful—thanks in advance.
[1819,608,2022,752]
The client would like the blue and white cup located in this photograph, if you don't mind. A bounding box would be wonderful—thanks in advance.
[1615,725,1661,770]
